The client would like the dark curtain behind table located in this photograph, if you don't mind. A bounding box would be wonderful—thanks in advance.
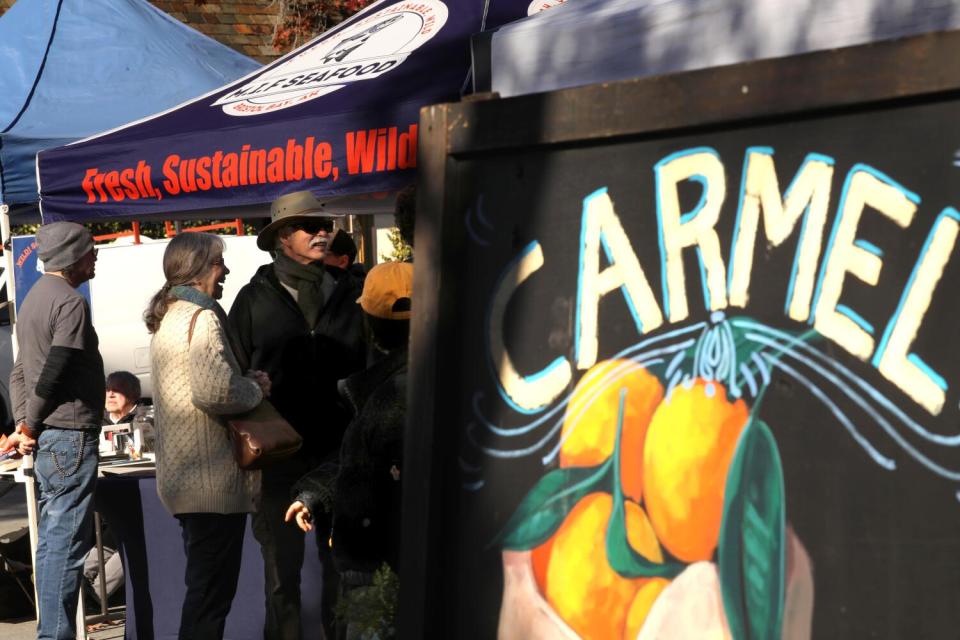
[97,475,326,640]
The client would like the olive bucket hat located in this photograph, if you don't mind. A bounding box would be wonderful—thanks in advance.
[256,190,336,251]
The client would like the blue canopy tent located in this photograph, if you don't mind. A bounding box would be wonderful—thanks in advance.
[35,0,531,222]
[0,0,260,219]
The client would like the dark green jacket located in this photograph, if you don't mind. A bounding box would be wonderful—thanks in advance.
[296,346,407,574]
[227,262,366,460]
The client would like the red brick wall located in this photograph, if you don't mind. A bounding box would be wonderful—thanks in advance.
[148,1,285,63]
[0,0,286,64]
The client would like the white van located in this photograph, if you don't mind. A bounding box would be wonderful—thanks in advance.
[0,234,271,422]
[86,234,271,398]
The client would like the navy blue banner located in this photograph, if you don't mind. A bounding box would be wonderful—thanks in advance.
[37,0,531,222]
[12,235,90,309]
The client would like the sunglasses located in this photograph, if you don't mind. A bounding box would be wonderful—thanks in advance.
[290,219,333,234]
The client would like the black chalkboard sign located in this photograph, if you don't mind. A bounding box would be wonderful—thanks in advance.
[402,31,960,639]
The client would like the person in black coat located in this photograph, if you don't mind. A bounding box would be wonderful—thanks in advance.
[228,191,366,640]
[285,261,412,635]
[324,229,367,283]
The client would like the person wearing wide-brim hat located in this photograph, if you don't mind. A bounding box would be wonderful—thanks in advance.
[256,189,334,251]
[228,190,367,640]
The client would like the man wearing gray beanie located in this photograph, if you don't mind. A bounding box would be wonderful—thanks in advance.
[5,221,104,640]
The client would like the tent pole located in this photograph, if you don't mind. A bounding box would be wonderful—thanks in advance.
[355,214,375,269]
[1,204,18,357]
[0,204,37,622]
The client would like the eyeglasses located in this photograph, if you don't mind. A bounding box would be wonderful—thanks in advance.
[290,219,333,235]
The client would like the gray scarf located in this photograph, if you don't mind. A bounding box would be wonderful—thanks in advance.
[273,254,327,328]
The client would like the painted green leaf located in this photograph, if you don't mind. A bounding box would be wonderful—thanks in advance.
[606,495,685,579]
[718,418,786,640]
[498,461,611,550]
[606,386,684,579]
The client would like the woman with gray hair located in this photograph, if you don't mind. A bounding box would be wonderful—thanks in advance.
[145,232,271,640]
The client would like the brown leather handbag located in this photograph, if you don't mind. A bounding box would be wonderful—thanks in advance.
[189,308,302,470]
[223,400,303,470]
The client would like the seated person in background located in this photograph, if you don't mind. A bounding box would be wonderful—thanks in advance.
[84,370,140,606]
[82,531,124,609]
[104,371,140,425]
[101,371,141,455]
[324,229,366,280]
[286,261,412,636]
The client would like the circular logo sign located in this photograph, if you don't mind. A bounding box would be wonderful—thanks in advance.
[215,0,449,117]
[527,0,566,15]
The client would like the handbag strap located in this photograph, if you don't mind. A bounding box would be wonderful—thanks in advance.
[187,308,204,345]
[185,307,233,434]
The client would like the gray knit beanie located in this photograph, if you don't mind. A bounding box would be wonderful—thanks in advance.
[37,222,94,272]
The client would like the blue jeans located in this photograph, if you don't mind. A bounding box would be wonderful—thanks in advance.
[34,429,99,640]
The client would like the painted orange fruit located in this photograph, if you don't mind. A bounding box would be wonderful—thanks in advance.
[624,500,662,566]
[560,360,663,502]
[531,493,664,639]
[641,378,748,563]
[623,577,670,639]
[530,535,552,595]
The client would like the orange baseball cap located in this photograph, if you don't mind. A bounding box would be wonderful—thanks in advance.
[357,261,413,320]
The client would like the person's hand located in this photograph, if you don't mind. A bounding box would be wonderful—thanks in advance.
[284,500,313,532]
[247,370,271,397]
[11,423,37,455]
[4,431,36,456]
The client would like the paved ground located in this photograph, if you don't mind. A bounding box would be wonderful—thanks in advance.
[0,618,124,640]
[0,617,38,640]
[0,479,125,639]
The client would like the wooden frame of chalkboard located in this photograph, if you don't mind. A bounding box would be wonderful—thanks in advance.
[401,30,960,638]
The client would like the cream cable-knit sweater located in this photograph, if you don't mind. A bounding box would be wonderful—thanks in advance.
[151,300,262,515]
